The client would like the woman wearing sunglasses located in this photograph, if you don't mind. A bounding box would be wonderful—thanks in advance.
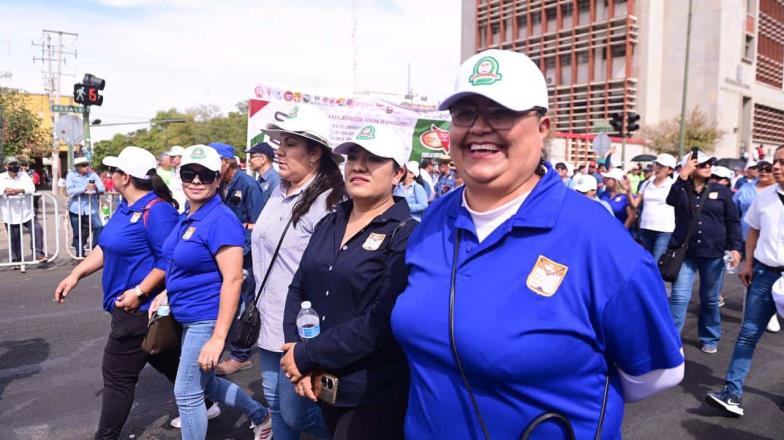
[666,151,743,354]
[279,124,416,440]
[150,145,271,440]
[252,105,345,440]
[391,49,684,440]
[54,146,184,439]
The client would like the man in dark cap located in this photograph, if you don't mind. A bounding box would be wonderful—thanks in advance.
[246,142,279,208]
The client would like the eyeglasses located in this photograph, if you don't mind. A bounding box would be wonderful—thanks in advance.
[450,106,544,130]
[696,162,713,169]
[108,167,125,175]
[758,165,773,173]
[180,168,217,184]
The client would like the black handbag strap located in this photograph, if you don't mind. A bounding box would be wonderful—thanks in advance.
[680,183,710,248]
[449,229,610,440]
[252,219,293,304]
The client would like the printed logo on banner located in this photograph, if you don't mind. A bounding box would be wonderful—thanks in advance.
[411,119,451,161]
[469,56,503,86]
[356,125,376,140]
[288,107,299,119]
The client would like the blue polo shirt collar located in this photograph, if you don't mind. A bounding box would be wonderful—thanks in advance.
[124,191,157,213]
[185,193,222,222]
[260,167,276,182]
[447,163,565,233]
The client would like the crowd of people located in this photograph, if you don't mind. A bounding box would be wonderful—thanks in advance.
[0,47,775,440]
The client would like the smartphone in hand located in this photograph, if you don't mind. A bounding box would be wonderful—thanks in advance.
[691,147,699,161]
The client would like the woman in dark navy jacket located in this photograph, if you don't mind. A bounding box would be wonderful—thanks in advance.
[279,124,416,440]
[54,146,182,439]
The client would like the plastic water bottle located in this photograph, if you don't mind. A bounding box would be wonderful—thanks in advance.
[297,301,320,340]
[723,251,736,274]
[157,305,170,316]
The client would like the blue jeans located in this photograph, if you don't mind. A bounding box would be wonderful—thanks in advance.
[69,212,103,257]
[724,262,780,396]
[638,229,672,263]
[669,256,724,347]
[258,349,328,440]
[175,321,267,440]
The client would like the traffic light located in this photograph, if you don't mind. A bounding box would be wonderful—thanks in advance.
[610,112,624,135]
[626,112,640,133]
[73,73,105,106]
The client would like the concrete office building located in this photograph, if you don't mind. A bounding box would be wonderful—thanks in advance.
[461,0,784,162]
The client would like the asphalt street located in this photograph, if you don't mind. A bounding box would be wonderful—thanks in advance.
[0,259,782,440]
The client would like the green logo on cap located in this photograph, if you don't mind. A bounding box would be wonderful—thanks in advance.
[288,106,299,119]
[469,56,502,86]
[356,125,376,140]
[191,147,206,160]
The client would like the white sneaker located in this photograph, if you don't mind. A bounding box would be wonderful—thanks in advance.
[767,315,780,333]
[252,414,273,440]
[170,402,221,429]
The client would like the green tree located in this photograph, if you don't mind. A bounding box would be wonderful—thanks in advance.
[641,107,724,156]
[0,88,50,160]
[92,102,248,168]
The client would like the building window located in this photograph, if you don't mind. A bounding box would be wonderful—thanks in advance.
[532,10,541,25]
[578,0,590,13]
[517,14,527,29]
[611,44,626,58]
[546,7,557,21]
[491,23,500,35]
[744,35,755,61]
[563,2,574,20]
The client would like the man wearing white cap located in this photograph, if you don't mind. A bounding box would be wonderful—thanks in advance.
[572,173,613,215]
[0,156,45,263]
[66,156,105,257]
[390,49,683,440]
[165,146,186,212]
[628,153,677,262]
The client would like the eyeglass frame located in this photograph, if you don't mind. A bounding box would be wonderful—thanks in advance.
[448,105,547,131]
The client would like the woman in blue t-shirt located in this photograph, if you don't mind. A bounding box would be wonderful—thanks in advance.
[151,145,271,440]
[393,160,428,221]
[600,168,636,229]
[54,146,187,439]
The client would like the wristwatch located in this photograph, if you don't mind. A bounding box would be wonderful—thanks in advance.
[133,285,147,298]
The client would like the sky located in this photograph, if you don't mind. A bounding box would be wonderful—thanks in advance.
[0,0,462,142]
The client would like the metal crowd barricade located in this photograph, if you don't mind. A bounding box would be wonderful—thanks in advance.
[0,192,60,273]
[63,192,121,260]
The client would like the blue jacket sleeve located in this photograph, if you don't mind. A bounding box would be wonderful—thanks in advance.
[293,221,417,374]
[66,173,85,197]
[407,184,428,214]
[666,177,690,210]
[723,187,743,252]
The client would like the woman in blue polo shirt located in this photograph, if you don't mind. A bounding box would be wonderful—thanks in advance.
[600,167,635,229]
[390,49,684,440]
[54,146,183,439]
[278,124,416,440]
[151,145,271,440]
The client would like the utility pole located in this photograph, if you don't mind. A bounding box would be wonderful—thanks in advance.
[33,30,78,183]
[677,0,693,159]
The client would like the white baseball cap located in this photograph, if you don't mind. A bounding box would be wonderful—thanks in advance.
[166,145,185,157]
[572,174,597,193]
[602,167,626,182]
[654,153,677,169]
[102,146,157,179]
[333,124,410,167]
[680,151,716,167]
[438,49,549,112]
[180,144,222,172]
[405,161,421,177]
[712,165,733,180]
[262,105,332,149]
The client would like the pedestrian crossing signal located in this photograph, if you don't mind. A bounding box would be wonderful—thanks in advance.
[73,84,103,106]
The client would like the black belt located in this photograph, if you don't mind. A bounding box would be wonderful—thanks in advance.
[755,259,784,273]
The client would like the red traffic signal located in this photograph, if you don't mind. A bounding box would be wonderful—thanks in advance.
[73,83,103,106]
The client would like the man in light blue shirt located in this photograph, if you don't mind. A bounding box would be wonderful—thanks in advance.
[66,156,105,256]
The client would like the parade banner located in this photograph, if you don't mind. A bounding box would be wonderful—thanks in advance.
[248,83,450,163]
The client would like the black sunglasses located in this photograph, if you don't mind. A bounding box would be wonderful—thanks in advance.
[180,167,217,184]
[450,106,545,130]
[696,162,713,169]
[108,167,125,175]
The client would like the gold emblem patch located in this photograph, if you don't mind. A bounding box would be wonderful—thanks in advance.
[183,226,196,240]
[362,233,386,251]
[708,191,718,200]
[526,255,569,297]
[130,212,142,224]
